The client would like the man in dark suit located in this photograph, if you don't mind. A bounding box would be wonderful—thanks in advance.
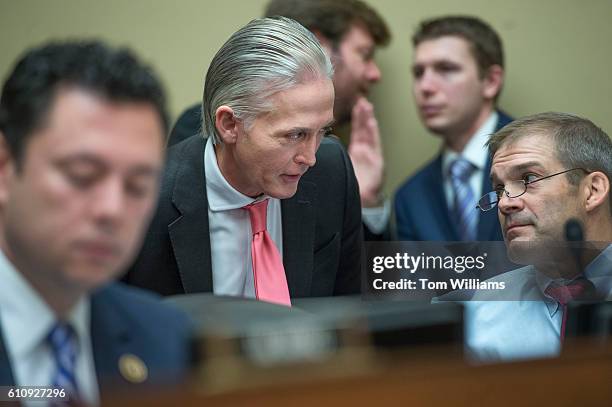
[126,18,363,302]
[395,16,512,241]
[169,0,392,241]
[0,41,191,403]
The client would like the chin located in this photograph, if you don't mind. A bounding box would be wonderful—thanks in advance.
[423,120,450,136]
[506,242,533,265]
[65,273,113,294]
[67,261,122,289]
[506,239,567,266]
[266,186,298,200]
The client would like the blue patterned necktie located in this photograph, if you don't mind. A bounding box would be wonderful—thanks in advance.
[47,322,80,405]
[449,158,478,241]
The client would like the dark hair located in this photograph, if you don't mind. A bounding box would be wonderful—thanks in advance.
[265,0,391,48]
[488,112,612,214]
[413,15,503,77]
[0,40,169,164]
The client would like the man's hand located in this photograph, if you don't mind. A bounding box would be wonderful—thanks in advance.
[348,96,385,208]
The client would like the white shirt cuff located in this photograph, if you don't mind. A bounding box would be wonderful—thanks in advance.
[361,199,390,235]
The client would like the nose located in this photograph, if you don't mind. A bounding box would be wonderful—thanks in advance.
[92,177,124,229]
[415,68,437,97]
[497,191,524,216]
[366,60,381,83]
[294,136,319,168]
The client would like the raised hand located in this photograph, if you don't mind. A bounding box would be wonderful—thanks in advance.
[348,96,385,208]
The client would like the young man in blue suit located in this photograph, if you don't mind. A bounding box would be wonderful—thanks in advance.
[395,16,512,241]
[0,41,191,404]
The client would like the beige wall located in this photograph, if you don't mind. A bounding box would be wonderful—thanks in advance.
[1,0,611,196]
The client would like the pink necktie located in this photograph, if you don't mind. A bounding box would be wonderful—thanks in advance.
[243,199,291,306]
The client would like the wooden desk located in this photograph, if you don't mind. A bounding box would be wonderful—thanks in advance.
[108,338,612,406]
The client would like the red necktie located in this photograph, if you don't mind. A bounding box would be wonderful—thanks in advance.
[243,199,291,306]
[544,278,595,342]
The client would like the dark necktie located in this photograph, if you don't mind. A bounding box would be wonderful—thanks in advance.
[544,277,596,342]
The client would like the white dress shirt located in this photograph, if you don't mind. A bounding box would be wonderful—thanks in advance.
[362,199,391,235]
[465,244,612,362]
[0,250,99,406]
[204,137,284,298]
[442,111,499,209]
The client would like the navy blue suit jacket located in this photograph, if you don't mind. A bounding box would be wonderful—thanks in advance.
[394,111,513,241]
[0,283,192,401]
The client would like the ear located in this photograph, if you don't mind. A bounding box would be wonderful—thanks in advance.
[583,171,610,213]
[0,133,16,205]
[214,106,240,145]
[482,64,504,100]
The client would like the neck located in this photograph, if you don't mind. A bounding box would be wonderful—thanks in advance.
[0,235,82,319]
[584,213,612,243]
[444,104,494,153]
[214,142,260,198]
[535,242,606,280]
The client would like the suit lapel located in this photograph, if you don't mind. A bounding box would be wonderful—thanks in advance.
[495,110,513,131]
[0,324,16,386]
[476,111,512,240]
[90,288,133,388]
[168,137,213,293]
[430,155,459,240]
[281,180,316,297]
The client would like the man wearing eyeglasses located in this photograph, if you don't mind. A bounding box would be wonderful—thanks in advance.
[464,112,612,361]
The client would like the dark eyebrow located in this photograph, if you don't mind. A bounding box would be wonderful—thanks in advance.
[54,153,160,178]
[490,161,546,183]
[54,154,105,169]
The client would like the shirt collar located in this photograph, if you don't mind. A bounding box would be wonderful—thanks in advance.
[204,137,266,211]
[583,243,612,280]
[442,111,498,176]
[0,249,90,359]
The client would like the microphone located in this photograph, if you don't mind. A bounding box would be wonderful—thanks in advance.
[565,218,584,276]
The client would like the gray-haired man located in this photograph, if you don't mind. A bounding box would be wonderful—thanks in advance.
[126,17,363,302]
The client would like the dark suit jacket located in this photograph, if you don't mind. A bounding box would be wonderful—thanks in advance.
[126,135,363,297]
[394,111,513,241]
[168,103,201,147]
[0,283,192,401]
[168,103,391,242]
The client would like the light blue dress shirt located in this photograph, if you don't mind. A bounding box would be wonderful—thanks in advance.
[464,244,612,362]
[0,250,99,406]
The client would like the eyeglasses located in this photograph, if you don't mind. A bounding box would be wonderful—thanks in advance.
[476,168,588,212]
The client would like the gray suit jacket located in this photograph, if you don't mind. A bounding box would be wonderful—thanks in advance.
[125,135,363,297]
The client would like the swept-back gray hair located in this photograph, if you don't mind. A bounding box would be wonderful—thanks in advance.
[203,16,334,144]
